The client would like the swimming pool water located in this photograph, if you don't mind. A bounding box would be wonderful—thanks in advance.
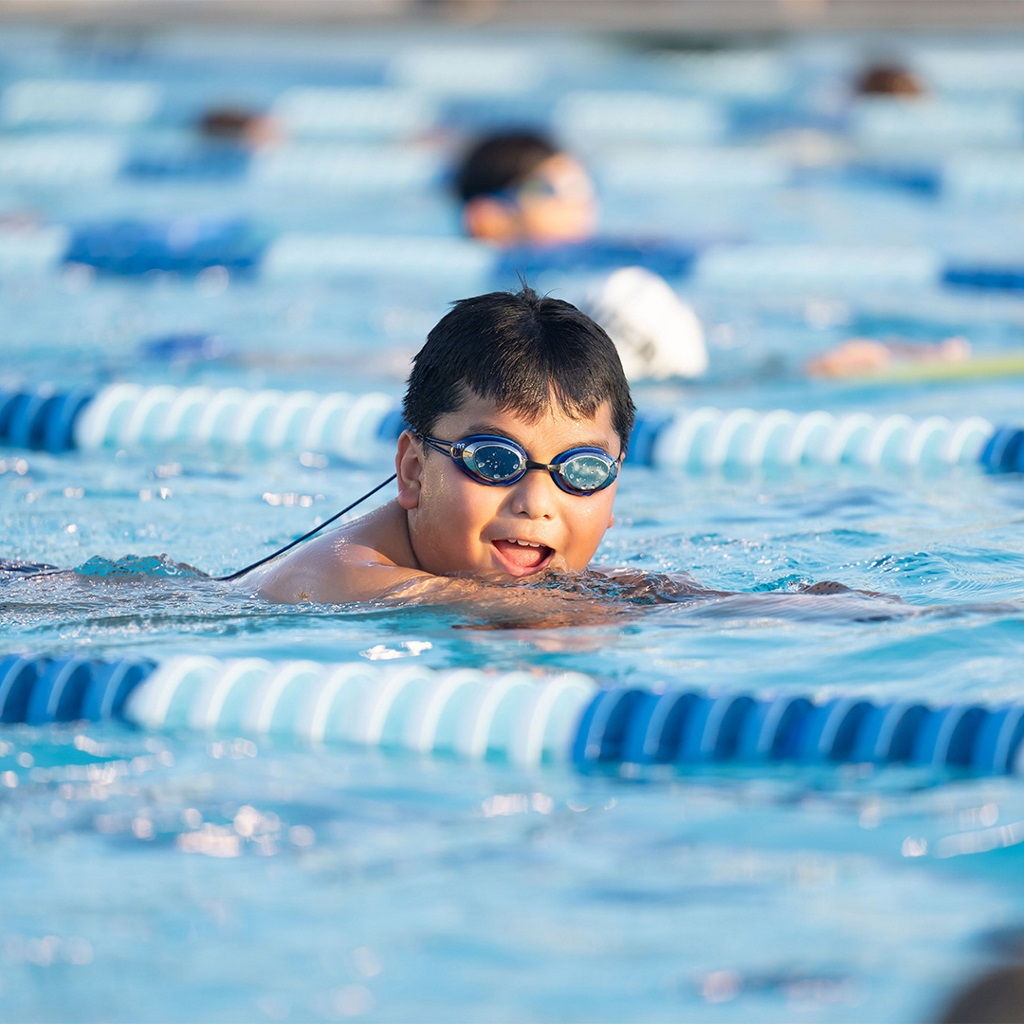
[4,21,1024,1024]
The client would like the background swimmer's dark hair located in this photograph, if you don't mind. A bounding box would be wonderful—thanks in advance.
[454,129,560,203]
[402,284,635,453]
[935,962,1024,1023]
[855,61,926,97]
[197,105,267,141]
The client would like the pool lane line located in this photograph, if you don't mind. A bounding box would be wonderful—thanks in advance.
[0,654,155,726]
[2,653,1024,775]
[0,387,95,454]
[7,112,1024,204]
[8,213,1024,293]
[0,383,1011,470]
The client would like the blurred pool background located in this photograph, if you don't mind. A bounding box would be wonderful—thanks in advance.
[4,2,1024,1021]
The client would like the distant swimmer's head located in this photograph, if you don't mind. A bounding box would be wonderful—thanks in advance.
[935,963,1024,1024]
[196,106,284,148]
[454,130,598,247]
[396,285,634,578]
[854,62,927,98]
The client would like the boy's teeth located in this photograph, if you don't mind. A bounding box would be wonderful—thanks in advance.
[508,539,541,547]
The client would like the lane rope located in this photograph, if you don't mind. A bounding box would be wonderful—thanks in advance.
[0,383,1007,470]
[1,653,1021,774]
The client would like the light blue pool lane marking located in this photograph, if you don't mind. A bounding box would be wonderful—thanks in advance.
[5,86,1024,202]
[3,653,1024,775]
[7,215,1024,293]
[0,382,1013,471]
[0,134,994,203]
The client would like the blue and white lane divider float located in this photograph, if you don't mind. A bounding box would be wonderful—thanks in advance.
[0,382,1007,471]
[8,125,1024,203]
[0,219,696,284]
[0,82,444,137]
[4,214,1024,293]
[3,653,1024,775]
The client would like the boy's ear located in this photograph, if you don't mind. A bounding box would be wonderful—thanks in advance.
[396,430,423,510]
[462,196,519,244]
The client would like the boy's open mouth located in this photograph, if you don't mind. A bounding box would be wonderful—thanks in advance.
[492,538,554,575]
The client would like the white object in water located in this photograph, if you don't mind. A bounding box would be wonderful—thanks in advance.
[585,266,709,381]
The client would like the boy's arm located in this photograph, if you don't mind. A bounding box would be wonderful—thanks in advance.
[244,532,900,628]
[248,544,727,628]
[248,544,425,606]
[251,556,636,628]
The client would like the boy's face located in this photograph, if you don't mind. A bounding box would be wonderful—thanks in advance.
[464,153,598,247]
[397,393,621,579]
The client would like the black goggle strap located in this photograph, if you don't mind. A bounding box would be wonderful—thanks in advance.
[214,470,398,582]
[417,433,518,481]
[418,434,476,466]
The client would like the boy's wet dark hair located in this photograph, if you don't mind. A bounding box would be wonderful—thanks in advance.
[403,285,635,454]
[454,130,560,203]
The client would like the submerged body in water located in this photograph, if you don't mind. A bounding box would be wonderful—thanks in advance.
[0,550,983,632]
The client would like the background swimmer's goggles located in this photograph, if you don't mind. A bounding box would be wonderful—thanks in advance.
[489,176,561,204]
[416,432,620,495]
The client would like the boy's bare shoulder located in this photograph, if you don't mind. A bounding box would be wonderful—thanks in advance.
[249,500,427,604]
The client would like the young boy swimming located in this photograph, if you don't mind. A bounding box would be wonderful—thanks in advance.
[252,284,651,610]
[0,281,856,618]
[246,283,900,623]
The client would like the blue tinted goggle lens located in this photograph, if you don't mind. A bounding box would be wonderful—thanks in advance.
[553,451,616,492]
[463,441,523,483]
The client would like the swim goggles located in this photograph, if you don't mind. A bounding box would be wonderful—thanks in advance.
[415,432,620,496]
[492,175,561,203]
[491,165,594,205]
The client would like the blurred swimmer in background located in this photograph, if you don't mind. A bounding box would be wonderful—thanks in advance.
[453,128,969,384]
[195,105,285,148]
[455,129,599,247]
[854,60,928,98]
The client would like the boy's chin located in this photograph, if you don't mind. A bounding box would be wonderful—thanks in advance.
[447,562,562,585]
[452,562,608,589]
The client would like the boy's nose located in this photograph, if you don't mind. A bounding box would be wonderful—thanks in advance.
[507,469,557,519]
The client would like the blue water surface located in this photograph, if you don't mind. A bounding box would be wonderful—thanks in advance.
[4,20,1024,1024]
